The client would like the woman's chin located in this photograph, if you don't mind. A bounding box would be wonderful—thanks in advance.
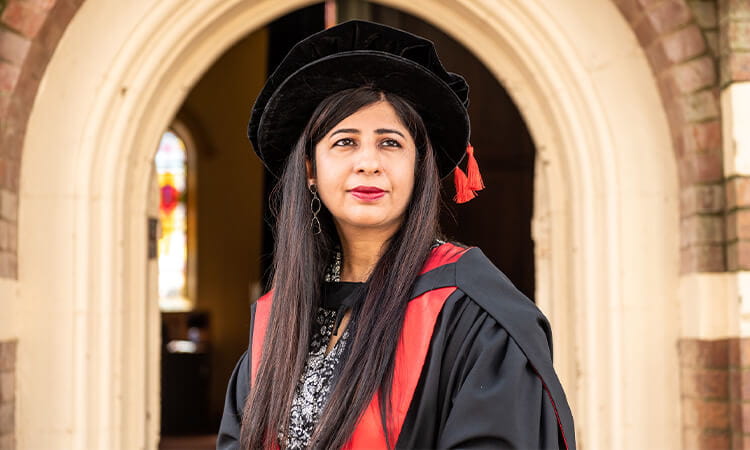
[331,202,406,231]
[338,214,397,230]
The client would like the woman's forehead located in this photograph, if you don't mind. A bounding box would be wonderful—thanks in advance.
[327,101,410,134]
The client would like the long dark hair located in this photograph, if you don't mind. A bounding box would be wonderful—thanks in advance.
[240,86,442,449]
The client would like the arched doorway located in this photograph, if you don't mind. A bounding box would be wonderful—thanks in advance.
[17,0,680,448]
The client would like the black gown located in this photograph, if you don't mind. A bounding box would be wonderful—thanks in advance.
[217,245,576,449]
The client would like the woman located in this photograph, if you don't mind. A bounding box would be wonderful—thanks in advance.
[218,20,575,450]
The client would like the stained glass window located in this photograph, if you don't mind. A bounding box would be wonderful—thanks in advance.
[156,130,191,312]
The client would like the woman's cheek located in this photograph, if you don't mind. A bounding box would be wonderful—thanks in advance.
[315,181,335,211]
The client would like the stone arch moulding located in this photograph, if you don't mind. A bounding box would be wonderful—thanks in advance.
[15,0,679,449]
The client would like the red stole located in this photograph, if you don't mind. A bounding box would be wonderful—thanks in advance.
[251,243,469,448]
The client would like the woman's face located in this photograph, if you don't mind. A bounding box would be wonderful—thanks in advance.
[308,100,416,234]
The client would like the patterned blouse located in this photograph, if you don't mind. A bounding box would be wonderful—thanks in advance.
[282,239,445,449]
[283,290,356,448]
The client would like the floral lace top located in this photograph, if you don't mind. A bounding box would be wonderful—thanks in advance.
[282,238,446,449]
[283,292,355,449]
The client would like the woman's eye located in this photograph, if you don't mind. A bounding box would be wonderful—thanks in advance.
[381,139,401,148]
[333,138,355,147]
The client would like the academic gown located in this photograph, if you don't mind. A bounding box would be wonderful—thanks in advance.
[217,243,576,449]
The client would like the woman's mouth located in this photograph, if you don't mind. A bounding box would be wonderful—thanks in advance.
[350,186,386,201]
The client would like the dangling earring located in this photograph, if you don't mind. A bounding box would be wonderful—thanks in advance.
[309,183,321,235]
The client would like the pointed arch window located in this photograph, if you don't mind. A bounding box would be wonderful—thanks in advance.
[155,127,195,312]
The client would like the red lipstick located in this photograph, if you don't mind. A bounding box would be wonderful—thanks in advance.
[350,185,386,201]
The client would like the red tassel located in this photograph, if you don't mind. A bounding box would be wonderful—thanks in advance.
[465,144,484,191]
[453,166,476,203]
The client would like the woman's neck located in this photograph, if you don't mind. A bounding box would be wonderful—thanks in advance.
[337,226,396,282]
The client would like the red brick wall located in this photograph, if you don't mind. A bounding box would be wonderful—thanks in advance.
[680,338,750,449]
[0,340,16,450]
[615,0,725,272]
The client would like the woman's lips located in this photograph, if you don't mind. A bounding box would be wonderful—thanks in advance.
[350,186,385,201]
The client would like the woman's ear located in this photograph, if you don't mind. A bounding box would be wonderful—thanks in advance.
[305,158,315,187]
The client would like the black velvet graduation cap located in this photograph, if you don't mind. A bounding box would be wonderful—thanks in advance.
[247,20,484,202]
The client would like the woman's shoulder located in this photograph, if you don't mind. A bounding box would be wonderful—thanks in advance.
[432,240,541,309]
[450,243,539,310]
[430,240,555,359]
[431,242,575,443]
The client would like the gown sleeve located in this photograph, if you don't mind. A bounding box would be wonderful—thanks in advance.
[435,305,561,449]
[216,350,250,450]
[396,289,571,450]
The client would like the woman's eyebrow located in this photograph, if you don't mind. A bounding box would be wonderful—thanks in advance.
[375,128,405,138]
[330,128,405,138]
[330,128,359,136]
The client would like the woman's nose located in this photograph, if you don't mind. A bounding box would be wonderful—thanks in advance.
[354,141,382,174]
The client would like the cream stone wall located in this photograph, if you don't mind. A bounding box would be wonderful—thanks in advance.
[680,273,741,339]
[723,83,750,177]
[15,0,680,448]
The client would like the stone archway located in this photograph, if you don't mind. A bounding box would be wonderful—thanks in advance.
[12,0,679,448]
